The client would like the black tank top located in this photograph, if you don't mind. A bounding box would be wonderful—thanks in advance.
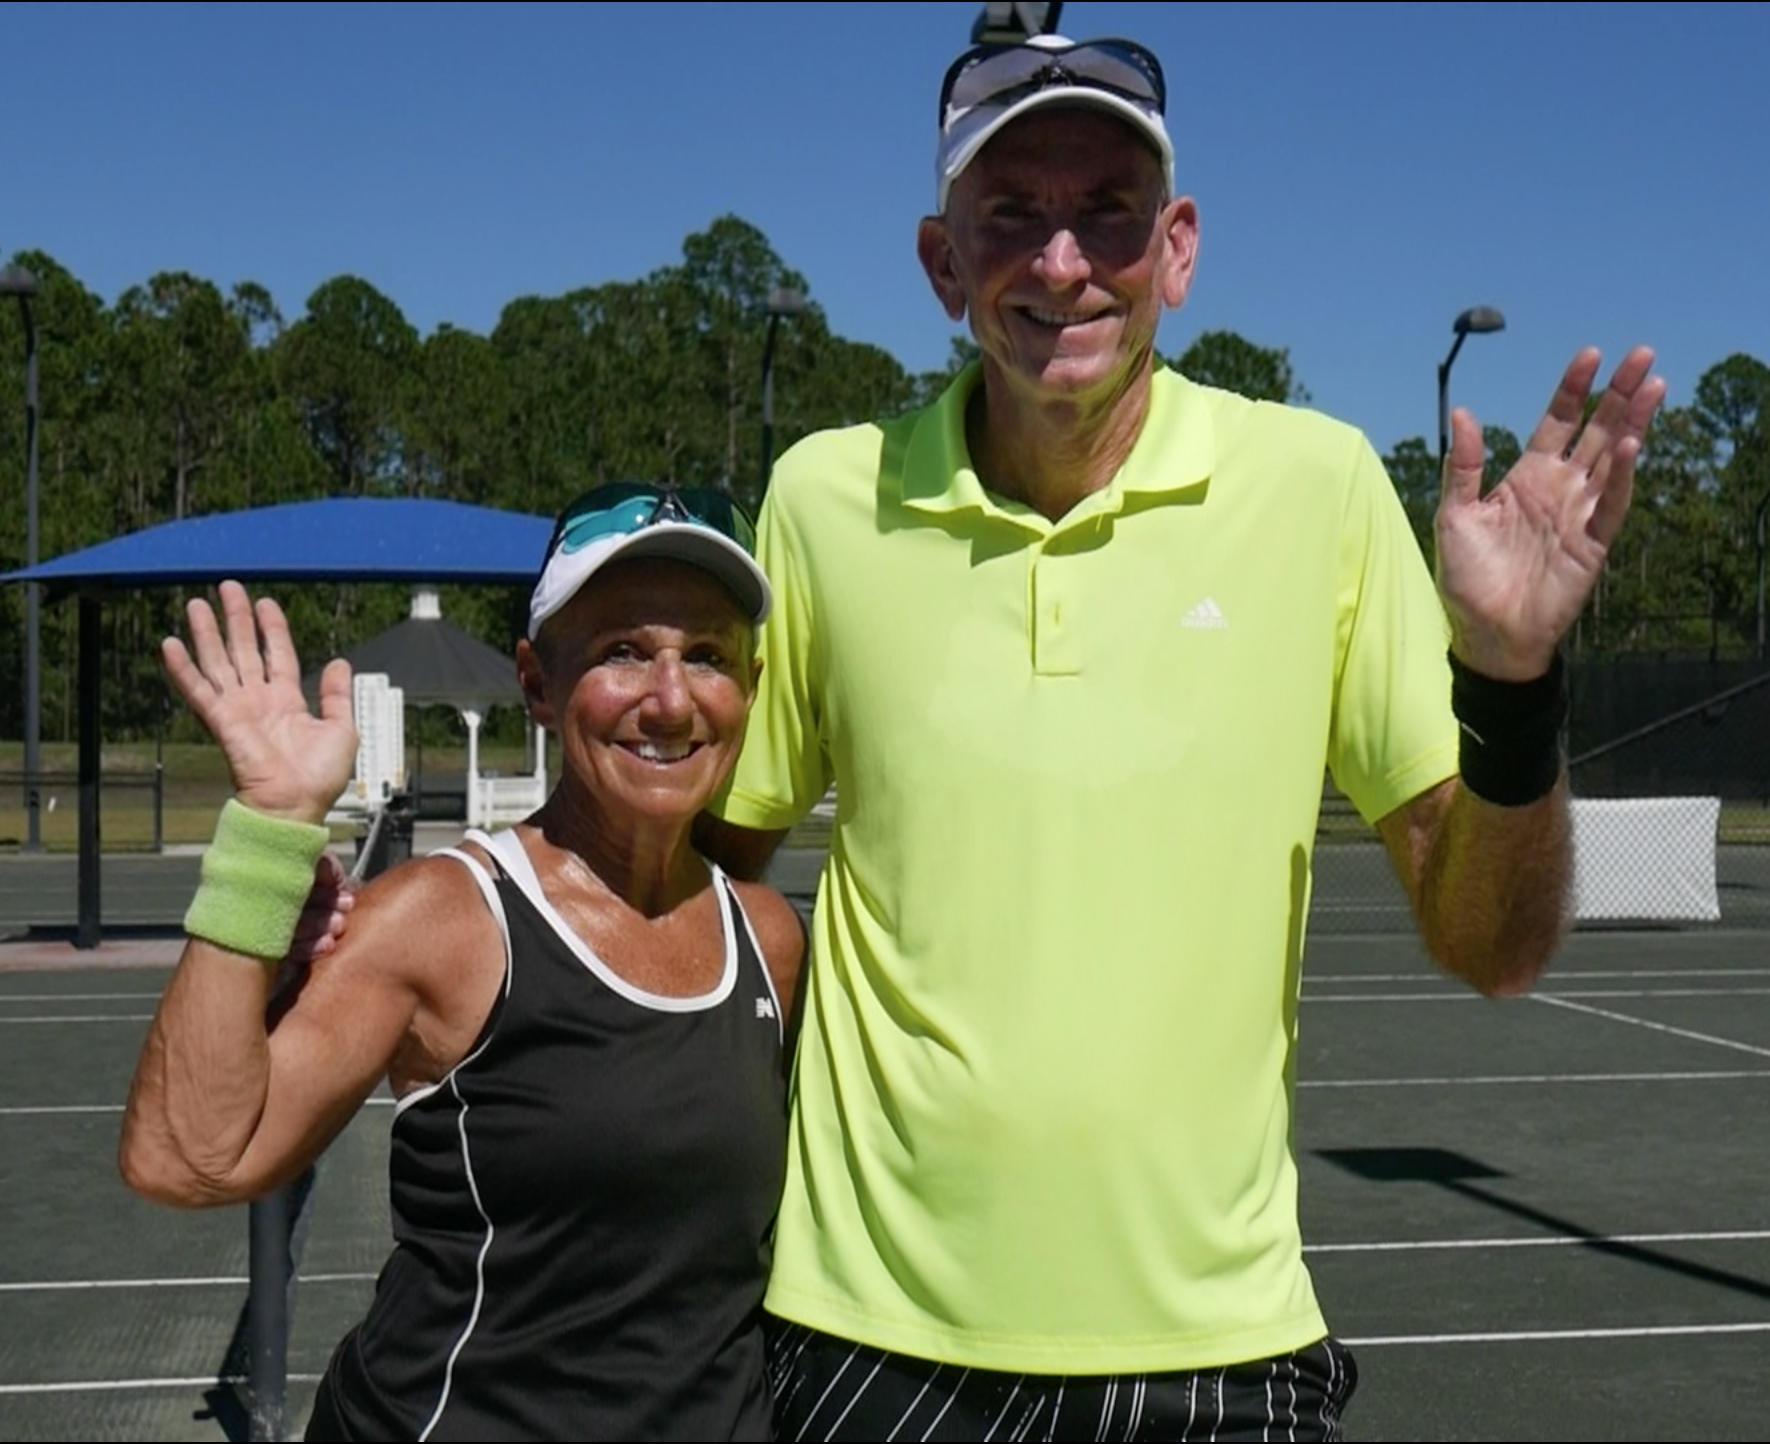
[316,828,787,1441]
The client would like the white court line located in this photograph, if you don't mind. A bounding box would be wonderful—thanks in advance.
[1300,1069,1770,1089]
[0,1373,322,1397]
[1315,969,1770,985]
[13,1077,1765,1113]
[1307,1229,1770,1255]
[0,1098,394,1117]
[1526,988,1770,1000]
[0,993,162,1002]
[0,1105,124,1116]
[1344,1321,1770,1347]
[1533,994,1770,1060]
[1310,925,1769,942]
[1303,988,1770,1004]
[0,1273,375,1294]
[0,1015,154,1024]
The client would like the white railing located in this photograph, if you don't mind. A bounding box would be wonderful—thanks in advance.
[472,771,548,828]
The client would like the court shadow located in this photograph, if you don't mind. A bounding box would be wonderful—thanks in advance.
[190,1165,321,1443]
[192,1381,250,1443]
[1315,1145,1770,1302]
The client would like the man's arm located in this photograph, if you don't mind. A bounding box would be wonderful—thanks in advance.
[1393,344,1664,992]
[1377,775,1570,997]
[694,811,792,883]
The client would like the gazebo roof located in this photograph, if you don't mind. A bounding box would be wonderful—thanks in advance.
[307,589,525,713]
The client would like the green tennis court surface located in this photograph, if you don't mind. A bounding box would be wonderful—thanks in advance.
[2,865,1766,1440]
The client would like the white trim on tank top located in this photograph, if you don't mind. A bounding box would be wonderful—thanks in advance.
[465,826,741,1014]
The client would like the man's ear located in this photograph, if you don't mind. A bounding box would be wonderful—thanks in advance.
[1160,196,1202,310]
[917,216,970,323]
[515,639,556,730]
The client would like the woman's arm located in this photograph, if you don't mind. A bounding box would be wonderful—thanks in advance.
[732,881,809,1058]
[121,872,404,1204]
[119,581,499,1204]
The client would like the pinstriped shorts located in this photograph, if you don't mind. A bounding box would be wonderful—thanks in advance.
[766,1319,1359,1442]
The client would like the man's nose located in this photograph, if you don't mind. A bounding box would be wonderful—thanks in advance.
[1034,228,1089,286]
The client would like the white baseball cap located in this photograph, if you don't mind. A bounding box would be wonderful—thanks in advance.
[935,34,1175,212]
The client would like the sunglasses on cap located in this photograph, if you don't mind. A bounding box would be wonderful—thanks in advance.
[546,482,758,561]
[530,481,770,638]
[938,37,1167,126]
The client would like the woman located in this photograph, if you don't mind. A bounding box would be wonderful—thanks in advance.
[119,484,806,1441]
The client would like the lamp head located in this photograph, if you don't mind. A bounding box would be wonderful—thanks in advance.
[0,262,42,298]
[1454,306,1506,336]
[765,287,809,318]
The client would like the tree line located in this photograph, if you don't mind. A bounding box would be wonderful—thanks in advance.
[0,214,1765,745]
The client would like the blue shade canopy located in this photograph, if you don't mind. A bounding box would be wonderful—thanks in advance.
[0,498,555,592]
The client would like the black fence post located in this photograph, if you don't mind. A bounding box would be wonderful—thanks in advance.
[153,727,165,855]
[75,595,101,949]
[246,1187,291,1442]
[235,804,412,1440]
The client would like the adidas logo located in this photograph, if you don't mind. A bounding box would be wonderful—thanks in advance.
[1181,597,1229,631]
[755,998,776,1020]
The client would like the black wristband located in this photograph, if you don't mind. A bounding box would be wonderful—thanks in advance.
[1449,649,1568,807]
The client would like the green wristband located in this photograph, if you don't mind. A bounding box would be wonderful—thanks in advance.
[184,799,332,961]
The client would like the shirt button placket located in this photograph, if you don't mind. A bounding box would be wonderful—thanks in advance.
[1031,546,1081,677]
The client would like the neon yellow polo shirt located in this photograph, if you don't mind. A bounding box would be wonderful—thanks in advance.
[715,365,1458,1373]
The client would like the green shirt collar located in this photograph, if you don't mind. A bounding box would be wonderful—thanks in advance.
[898,363,1216,533]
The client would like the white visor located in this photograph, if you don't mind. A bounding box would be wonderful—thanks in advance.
[528,518,772,640]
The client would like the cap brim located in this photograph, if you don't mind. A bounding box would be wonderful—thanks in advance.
[528,519,772,639]
[938,88,1175,211]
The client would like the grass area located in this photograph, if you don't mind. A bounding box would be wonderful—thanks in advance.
[1720,804,1770,844]
[1,742,1764,854]
[0,740,541,852]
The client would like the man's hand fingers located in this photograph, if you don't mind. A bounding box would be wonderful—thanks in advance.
[1569,346,1658,477]
[1588,371,1668,497]
[1523,347,1603,459]
[1588,437,1640,551]
[1439,408,1486,512]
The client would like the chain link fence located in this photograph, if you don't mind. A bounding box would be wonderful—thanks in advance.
[1309,659,1770,934]
[0,767,167,854]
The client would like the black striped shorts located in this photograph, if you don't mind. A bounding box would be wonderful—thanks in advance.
[767,1318,1358,1442]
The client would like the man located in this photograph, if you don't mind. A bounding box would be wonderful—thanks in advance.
[694,27,1665,1442]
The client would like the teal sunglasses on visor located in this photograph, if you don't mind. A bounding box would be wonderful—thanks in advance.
[548,482,758,560]
[529,483,770,637]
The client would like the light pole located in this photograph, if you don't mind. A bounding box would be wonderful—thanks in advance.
[0,263,43,853]
[1436,305,1506,471]
[1755,488,1768,661]
[759,287,808,503]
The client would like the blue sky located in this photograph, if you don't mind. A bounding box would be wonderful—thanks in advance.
[5,1,1767,456]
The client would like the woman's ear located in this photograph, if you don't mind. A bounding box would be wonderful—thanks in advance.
[515,638,556,730]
